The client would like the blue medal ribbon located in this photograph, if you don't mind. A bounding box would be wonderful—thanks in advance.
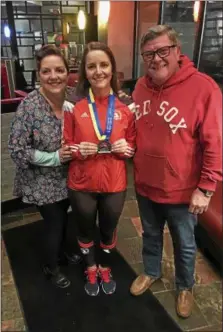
[88,88,115,141]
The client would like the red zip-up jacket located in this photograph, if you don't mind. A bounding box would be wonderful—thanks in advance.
[63,95,136,192]
[133,55,222,204]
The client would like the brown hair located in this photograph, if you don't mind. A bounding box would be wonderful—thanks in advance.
[76,41,119,97]
[140,24,181,50]
[36,44,69,72]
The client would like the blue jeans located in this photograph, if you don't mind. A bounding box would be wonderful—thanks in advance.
[136,193,197,290]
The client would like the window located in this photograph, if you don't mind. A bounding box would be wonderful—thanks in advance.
[1,1,87,87]
[199,1,223,83]
[161,1,197,60]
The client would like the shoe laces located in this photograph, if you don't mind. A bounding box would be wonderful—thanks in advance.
[99,267,111,283]
[85,268,97,284]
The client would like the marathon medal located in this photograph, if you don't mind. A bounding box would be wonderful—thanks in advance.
[87,88,115,154]
[97,140,112,154]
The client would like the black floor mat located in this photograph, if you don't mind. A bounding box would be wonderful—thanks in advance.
[2,218,182,332]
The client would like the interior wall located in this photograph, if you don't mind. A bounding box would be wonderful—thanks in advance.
[107,1,134,79]
[137,1,160,76]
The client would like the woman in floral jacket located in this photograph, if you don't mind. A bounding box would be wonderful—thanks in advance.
[8,45,81,289]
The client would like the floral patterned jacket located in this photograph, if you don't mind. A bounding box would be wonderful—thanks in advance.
[8,89,73,206]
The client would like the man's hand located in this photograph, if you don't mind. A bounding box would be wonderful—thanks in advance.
[189,188,211,214]
[111,138,135,157]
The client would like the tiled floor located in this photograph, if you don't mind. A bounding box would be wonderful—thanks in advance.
[1,164,222,332]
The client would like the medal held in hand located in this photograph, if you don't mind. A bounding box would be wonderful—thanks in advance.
[88,88,115,154]
[97,140,112,153]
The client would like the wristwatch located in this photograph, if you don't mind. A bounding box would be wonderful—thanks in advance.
[198,187,214,197]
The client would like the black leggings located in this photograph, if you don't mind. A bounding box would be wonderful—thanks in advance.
[37,199,70,271]
[68,190,126,267]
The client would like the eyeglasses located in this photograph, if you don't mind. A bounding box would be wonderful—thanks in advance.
[141,45,176,61]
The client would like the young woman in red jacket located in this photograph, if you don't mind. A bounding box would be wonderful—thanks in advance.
[63,42,136,296]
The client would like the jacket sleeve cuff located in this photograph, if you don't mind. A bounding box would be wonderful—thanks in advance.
[197,179,217,192]
[32,150,61,167]
[55,150,62,166]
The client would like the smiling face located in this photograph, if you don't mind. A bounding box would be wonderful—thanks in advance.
[85,50,112,95]
[39,55,68,95]
[141,34,180,86]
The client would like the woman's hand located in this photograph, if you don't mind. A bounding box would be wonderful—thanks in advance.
[111,138,135,157]
[79,142,98,157]
[59,145,73,163]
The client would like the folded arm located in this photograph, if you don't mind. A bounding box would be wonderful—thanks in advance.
[8,100,65,168]
[32,150,61,167]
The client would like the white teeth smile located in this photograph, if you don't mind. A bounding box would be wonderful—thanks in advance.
[152,64,166,70]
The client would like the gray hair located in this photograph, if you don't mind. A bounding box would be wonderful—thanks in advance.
[140,25,181,50]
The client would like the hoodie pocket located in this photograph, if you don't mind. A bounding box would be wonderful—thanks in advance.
[134,153,180,191]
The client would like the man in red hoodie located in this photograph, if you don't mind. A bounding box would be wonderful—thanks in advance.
[130,25,222,318]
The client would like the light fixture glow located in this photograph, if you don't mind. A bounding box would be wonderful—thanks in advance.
[98,1,110,26]
[193,1,200,22]
[4,25,11,38]
[77,10,86,30]
[66,22,70,34]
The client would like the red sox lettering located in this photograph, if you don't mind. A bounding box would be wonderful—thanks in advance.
[134,99,187,134]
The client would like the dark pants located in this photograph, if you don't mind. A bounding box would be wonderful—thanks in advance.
[68,190,126,267]
[37,198,71,271]
[137,193,197,290]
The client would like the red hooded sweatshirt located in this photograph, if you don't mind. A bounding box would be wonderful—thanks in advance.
[132,55,222,204]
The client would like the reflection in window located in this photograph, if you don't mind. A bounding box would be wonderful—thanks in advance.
[24,71,32,85]
[54,20,62,33]
[18,46,33,59]
[2,47,12,58]
[23,59,35,71]
[31,20,42,32]
[42,5,60,15]
[161,1,197,60]
[42,19,53,33]
[15,19,30,33]
[1,3,7,18]
[19,38,34,46]
[27,4,41,14]
[1,0,86,88]
[199,1,223,83]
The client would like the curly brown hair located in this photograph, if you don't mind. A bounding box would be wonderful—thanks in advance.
[36,44,69,72]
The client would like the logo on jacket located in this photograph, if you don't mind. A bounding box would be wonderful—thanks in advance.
[114,110,121,120]
[81,112,89,118]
